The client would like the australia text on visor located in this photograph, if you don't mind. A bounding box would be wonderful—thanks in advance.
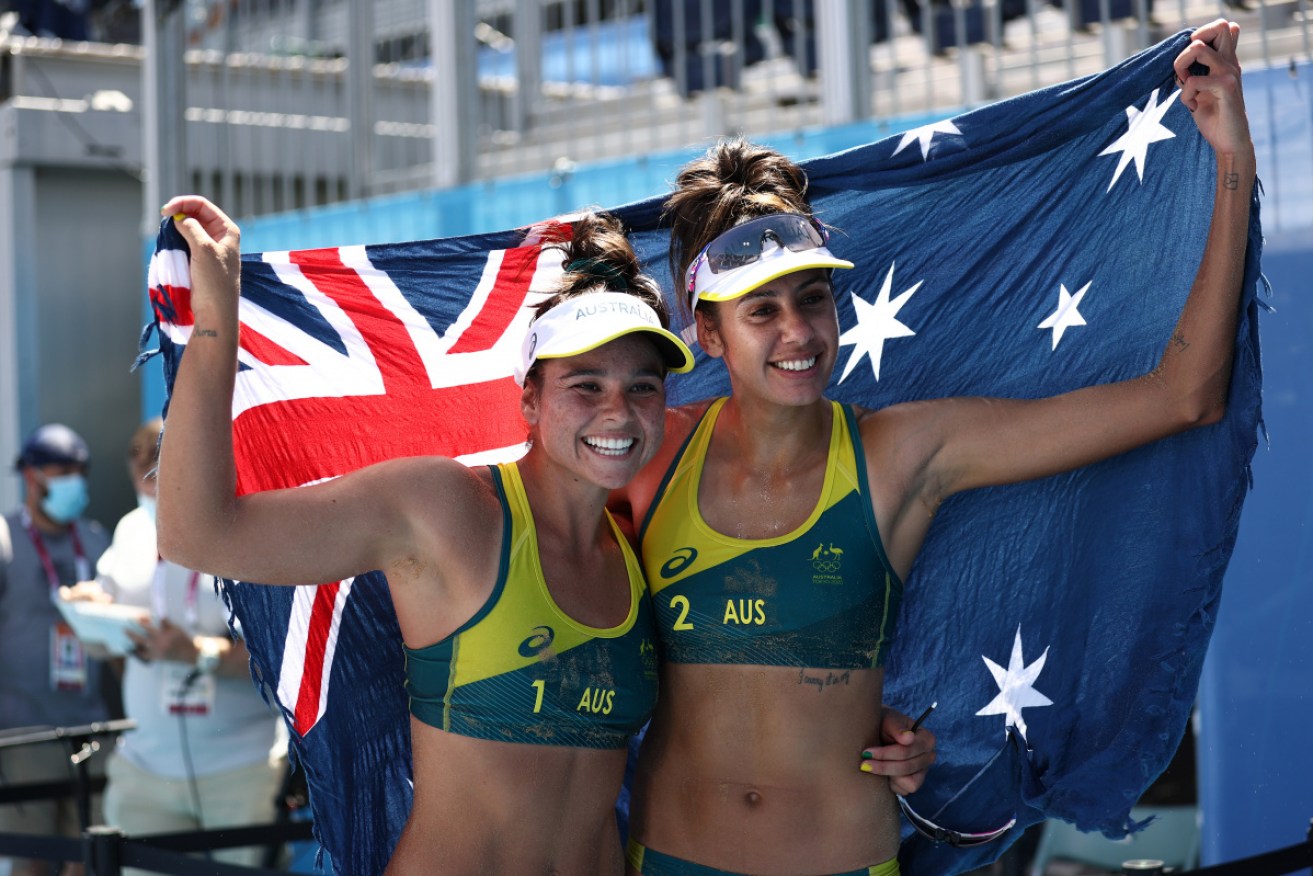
[684,213,832,308]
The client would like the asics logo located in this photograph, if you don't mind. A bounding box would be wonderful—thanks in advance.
[660,547,698,578]
[518,625,555,657]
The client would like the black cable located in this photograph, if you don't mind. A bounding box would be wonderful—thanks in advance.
[174,668,212,860]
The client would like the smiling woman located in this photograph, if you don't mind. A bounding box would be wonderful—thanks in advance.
[615,19,1254,876]
[154,199,692,876]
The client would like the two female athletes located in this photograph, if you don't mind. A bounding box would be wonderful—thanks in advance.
[158,17,1250,875]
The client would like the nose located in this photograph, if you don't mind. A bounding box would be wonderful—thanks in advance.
[597,384,632,422]
[778,302,815,345]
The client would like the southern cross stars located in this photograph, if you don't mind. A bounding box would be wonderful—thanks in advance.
[1098,87,1180,192]
[1037,281,1092,350]
[838,262,922,383]
[893,119,963,161]
[976,625,1053,743]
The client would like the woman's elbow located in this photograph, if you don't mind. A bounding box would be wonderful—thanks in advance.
[155,516,197,568]
[1176,391,1228,431]
[155,505,222,571]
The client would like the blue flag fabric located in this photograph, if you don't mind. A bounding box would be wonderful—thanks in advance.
[147,30,1263,876]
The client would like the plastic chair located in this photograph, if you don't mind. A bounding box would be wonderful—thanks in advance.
[1029,805,1200,875]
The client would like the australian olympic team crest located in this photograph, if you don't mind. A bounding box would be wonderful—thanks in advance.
[810,542,844,585]
[639,638,658,679]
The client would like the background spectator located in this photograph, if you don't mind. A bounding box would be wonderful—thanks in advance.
[0,424,111,876]
[69,418,287,874]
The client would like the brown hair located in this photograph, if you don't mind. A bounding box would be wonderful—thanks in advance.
[664,138,813,314]
[128,417,163,485]
[534,211,668,321]
[523,211,670,387]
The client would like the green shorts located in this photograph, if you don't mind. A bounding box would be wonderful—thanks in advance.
[626,839,900,876]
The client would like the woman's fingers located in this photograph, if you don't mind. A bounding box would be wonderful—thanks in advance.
[161,195,240,249]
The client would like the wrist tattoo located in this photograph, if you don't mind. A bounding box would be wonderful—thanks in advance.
[1224,172,1239,190]
[194,328,219,338]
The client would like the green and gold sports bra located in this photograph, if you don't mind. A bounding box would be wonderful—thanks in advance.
[639,399,902,670]
[404,462,658,749]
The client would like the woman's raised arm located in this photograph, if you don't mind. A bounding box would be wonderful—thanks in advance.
[154,196,471,587]
[870,20,1255,570]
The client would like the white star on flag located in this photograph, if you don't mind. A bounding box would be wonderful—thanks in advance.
[976,625,1053,743]
[1098,87,1180,192]
[892,119,963,161]
[838,262,922,383]
[1037,281,1092,350]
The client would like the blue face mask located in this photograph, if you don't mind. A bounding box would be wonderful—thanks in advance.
[136,492,157,524]
[41,473,90,524]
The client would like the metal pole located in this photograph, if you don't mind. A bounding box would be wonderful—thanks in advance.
[142,0,187,234]
[429,0,477,188]
[817,0,868,125]
[513,0,542,137]
[83,825,124,876]
[346,0,374,200]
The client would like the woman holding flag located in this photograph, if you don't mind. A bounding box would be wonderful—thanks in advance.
[619,19,1253,876]
[155,202,694,874]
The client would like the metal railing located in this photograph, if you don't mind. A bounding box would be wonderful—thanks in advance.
[3,0,1310,219]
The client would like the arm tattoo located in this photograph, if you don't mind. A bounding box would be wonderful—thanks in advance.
[1171,331,1190,352]
[1224,172,1240,191]
[194,328,219,338]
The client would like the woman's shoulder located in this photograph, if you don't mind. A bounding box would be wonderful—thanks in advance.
[360,455,502,530]
[667,398,717,437]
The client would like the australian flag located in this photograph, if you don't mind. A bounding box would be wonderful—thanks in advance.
[146,30,1263,876]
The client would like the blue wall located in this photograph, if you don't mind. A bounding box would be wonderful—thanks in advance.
[1193,58,1313,866]
[1196,226,1313,865]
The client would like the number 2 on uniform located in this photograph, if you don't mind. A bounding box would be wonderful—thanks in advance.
[531,679,545,713]
[670,595,694,630]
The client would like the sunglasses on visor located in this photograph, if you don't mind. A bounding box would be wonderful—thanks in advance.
[897,795,1017,848]
[684,213,831,308]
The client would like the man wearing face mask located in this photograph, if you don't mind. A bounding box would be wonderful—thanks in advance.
[0,423,111,876]
[64,418,286,874]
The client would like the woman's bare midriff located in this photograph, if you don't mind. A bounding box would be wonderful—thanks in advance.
[385,718,628,876]
[629,663,899,875]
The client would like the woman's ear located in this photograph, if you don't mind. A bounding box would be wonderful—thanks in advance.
[695,309,724,359]
[520,380,541,429]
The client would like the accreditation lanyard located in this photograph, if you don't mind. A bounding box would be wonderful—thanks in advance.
[151,559,202,630]
[24,510,91,692]
[22,509,90,593]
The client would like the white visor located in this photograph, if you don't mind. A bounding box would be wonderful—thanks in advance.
[691,240,854,305]
[515,291,695,386]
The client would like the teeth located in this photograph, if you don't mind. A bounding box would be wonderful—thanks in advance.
[774,357,816,372]
[584,436,634,456]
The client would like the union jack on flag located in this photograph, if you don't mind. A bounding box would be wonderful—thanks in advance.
[148,219,582,873]
[147,31,1264,876]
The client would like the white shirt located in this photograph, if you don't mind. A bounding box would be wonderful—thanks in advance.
[97,506,285,778]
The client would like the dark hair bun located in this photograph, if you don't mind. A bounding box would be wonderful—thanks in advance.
[534,211,670,327]
[665,138,812,310]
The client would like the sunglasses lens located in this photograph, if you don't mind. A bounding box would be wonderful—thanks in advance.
[898,796,1015,848]
[703,214,826,275]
